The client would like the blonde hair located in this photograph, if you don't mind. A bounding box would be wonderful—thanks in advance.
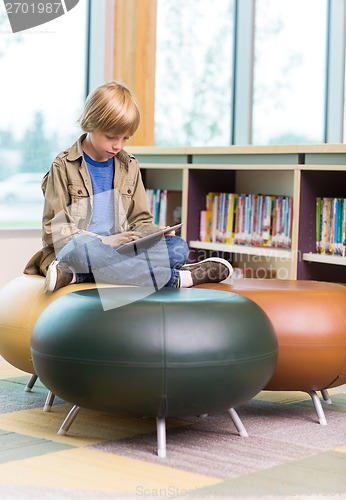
[78,81,140,136]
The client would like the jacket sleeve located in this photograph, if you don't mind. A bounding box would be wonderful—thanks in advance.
[42,158,94,251]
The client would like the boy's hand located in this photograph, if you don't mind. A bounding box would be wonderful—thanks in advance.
[99,231,142,248]
[160,225,175,236]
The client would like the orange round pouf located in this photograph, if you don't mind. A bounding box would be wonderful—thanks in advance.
[197,279,346,393]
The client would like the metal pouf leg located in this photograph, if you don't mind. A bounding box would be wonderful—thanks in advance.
[57,405,81,435]
[308,391,327,425]
[156,417,166,458]
[25,374,38,392]
[43,391,56,412]
[228,408,248,437]
[321,389,332,404]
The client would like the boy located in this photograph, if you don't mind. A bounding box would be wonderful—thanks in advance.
[24,81,233,291]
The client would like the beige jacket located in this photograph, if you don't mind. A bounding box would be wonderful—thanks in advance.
[24,134,156,276]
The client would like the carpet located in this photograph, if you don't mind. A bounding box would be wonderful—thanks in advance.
[0,356,345,499]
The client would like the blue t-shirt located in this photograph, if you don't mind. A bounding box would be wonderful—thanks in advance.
[84,152,115,235]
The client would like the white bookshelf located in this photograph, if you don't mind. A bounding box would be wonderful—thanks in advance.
[129,144,346,283]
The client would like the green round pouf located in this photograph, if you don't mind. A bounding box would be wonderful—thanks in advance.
[31,287,278,418]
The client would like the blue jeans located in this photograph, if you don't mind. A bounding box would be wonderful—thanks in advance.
[57,234,189,288]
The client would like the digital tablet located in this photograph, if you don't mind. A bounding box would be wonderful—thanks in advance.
[116,223,183,254]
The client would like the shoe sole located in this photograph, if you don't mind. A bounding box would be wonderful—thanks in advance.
[182,257,233,280]
[44,261,58,294]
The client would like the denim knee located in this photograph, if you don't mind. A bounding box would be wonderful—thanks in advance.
[58,234,100,273]
[166,235,189,268]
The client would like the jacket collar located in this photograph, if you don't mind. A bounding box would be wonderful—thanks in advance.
[66,133,131,170]
[66,134,87,161]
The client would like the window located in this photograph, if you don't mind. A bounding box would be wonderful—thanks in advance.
[0,1,88,228]
[154,0,235,146]
[252,0,328,145]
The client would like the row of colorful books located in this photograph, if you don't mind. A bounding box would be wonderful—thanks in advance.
[146,189,182,227]
[316,197,346,256]
[200,192,293,248]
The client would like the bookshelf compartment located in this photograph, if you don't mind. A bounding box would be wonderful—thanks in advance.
[187,168,295,279]
[298,170,346,281]
[188,169,294,246]
[141,167,184,230]
[187,169,236,242]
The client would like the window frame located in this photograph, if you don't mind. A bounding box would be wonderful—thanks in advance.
[88,0,116,93]
[325,0,346,142]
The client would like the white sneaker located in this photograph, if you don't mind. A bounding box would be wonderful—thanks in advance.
[44,260,73,294]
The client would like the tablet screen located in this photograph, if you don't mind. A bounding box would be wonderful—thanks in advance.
[116,223,183,253]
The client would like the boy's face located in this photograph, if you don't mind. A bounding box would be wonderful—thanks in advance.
[84,130,130,162]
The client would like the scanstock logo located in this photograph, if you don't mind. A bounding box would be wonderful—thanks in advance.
[3,1,79,33]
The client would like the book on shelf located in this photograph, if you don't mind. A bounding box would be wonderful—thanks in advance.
[200,210,206,241]
[205,192,218,242]
[146,189,182,227]
[200,191,292,249]
[316,197,346,256]
[225,193,238,244]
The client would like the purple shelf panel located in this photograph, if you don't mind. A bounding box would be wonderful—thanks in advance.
[187,169,236,242]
